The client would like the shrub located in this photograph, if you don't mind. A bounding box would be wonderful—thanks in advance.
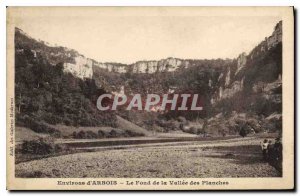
[153,125,166,133]
[158,120,178,131]
[109,129,123,138]
[76,130,87,139]
[72,131,77,139]
[22,137,55,155]
[97,130,106,138]
[124,130,145,137]
[86,131,98,139]
[185,126,198,134]
[239,127,248,137]
[22,116,61,138]
[51,131,62,138]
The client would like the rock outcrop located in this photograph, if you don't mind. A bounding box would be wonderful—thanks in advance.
[64,56,93,79]
[212,21,282,104]
[235,52,247,75]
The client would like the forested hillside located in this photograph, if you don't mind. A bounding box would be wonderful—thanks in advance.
[15,45,117,130]
[15,21,282,137]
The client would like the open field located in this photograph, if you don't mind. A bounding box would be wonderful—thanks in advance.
[15,136,281,178]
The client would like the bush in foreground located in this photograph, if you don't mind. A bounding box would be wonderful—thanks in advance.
[21,137,56,155]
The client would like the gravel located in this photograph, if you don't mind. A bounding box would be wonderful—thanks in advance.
[15,138,281,178]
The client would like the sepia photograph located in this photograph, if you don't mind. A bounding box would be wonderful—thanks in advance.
[6,6,294,190]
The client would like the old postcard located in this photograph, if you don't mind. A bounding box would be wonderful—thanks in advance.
[6,7,294,190]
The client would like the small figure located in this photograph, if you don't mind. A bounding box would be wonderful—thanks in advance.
[267,140,273,161]
[261,139,269,161]
[274,137,282,161]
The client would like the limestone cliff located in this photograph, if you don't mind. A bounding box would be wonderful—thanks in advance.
[212,21,282,104]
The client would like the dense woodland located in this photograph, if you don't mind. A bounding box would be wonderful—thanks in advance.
[15,48,117,128]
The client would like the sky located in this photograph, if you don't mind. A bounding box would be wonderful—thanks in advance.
[10,7,281,64]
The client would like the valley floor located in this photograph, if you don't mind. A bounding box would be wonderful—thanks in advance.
[15,137,281,178]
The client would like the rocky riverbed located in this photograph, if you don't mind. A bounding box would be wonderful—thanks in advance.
[15,137,281,178]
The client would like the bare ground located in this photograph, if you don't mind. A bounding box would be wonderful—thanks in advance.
[15,137,281,178]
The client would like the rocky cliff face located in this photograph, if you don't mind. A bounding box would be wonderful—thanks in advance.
[129,58,189,73]
[64,56,93,79]
[96,62,127,73]
[235,52,247,75]
[211,21,282,105]
[94,57,190,73]
[267,21,282,49]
